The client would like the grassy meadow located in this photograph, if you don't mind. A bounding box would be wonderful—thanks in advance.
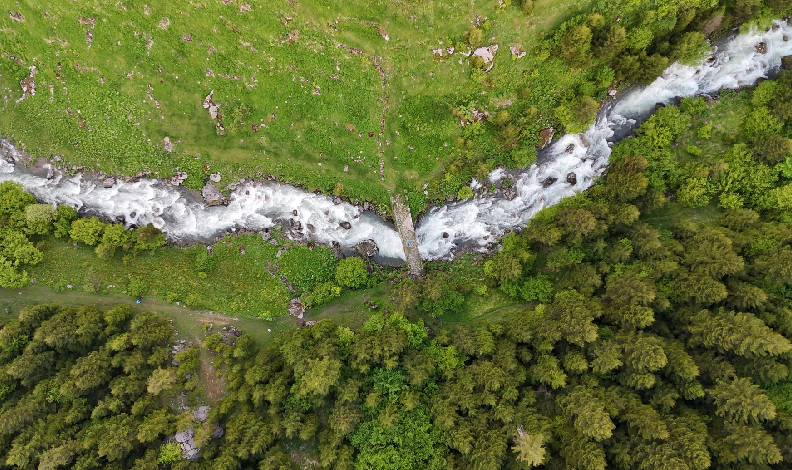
[0,0,592,212]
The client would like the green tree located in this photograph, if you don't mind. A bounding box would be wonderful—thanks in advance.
[671,32,710,65]
[335,257,368,289]
[595,25,627,61]
[134,223,166,251]
[710,378,776,424]
[23,204,55,235]
[0,181,36,219]
[53,205,78,239]
[562,24,593,68]
[69,217,106,246]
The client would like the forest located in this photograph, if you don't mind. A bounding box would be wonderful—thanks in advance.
[1,68,792,469]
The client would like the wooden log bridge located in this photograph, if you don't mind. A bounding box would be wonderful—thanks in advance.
[390,194,424,278]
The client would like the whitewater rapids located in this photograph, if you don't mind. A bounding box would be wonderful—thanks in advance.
[1,22,791,261]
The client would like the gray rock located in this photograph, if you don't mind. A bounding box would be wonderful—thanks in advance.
[503,187,517,200]
[565,144,575,153]
[566,172,577,185]
[333,196,342,205]
[193,406,210,422]
[339,221,352,229]
[541,177,557,188]
[102,177,115,188]
[755,42,767,54]
[175,428,194,443]
[442,232,449,238]
[288,298,305,319]
[209,172,222,183]
[171,171,188,186]
[306,223,315,233]
[212,424,225,439]
[201,182,224,204]
[356,239,379,258]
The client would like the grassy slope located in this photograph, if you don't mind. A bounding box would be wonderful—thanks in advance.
[0,0,588,210]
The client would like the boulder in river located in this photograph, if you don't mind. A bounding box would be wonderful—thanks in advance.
[102,177,115,188]
[339,221,351,229]
[442,232,449,238]
[755,42,767,54]
[565,144,575,153]
[541,177,558,188]
[356,239,379,258]
[503,187,517,200]
[566,172,577,185]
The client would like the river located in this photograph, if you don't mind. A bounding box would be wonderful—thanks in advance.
[2,21,791,262]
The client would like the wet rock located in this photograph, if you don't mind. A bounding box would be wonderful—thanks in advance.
[654,102,665,110]
[442,232,449,239]
[170,171,188,186]
[46,167,55,179]
[755,42,767,54]
[292,209,298,216]
[339,221,351,229]
[288,298,305,319]
[363,201,371,211]
[333,196,342,205]
[201,182,224,204]
[538,127,554,149]
[782,55,792,70]
[130,211,137,218]
[306,223,315,233]
[290,219,301,230]
[566,172,577,185]
[565,144,575,153]
[356,239,379,258]
[115,216,126,223]
[102,177,115,188]
[503,187,517,200]
[541,177,558,188]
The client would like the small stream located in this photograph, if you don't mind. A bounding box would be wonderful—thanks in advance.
[2,21,791,262]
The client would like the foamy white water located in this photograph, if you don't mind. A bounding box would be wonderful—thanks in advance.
[415,21,792,260]
[1,22,791,261]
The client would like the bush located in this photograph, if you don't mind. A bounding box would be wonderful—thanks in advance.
[457,186,474,199]
[127,277,149,297]
[696,124,714,139]
[53,205,78,238]
[24,204,55,235]
[303,281,342,307]
[672,32,710,65]
[158,443,182,465]
[687,145,704,157]
[69,217,106,246]
[335,257,368,289]
[520,0,533,15]
[468,28,484,48]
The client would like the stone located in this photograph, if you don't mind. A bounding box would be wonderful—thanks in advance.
[292,209,298,216]
[566,172,577,185]
[175,428,194,443]
[212,424,224,439]
[565,144,575,153]
[170,171,188,186]
[755,42,767,54]
[102,177,115,188]
[782,55,792,70]
[288,298,305,319]
[339,221,351,229]
[503,187,517,200]
[541,177,557,188]
[442,232,449,238]
[654,102,665,110]
[193,406,210,422]
[306,223,315,233]
[201,182,224,204]
[163,136,173,152]
[333,197,342,205]
[538,127,554,149]
[209,173,221,183]
[356,239,379,258]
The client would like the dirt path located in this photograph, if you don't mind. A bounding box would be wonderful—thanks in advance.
[373,56,389,181]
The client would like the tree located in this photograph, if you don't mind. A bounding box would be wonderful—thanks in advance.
[595,25,626,61]
[23,204,55,235]
[53,205,78,239]
[0,181,36,219]
[753,134,792,164]
[335,257,367,289]
[511,430,546,467]
[134,223,166,251]
[608,155,649,202]
[562,24,593,68]
[709,378,776,424]
[547,290,602,346]
[683,230,744,279]
[556,95,599,134]
[672,32,710,65]
[69,217,106,246]
[687,309,792,358]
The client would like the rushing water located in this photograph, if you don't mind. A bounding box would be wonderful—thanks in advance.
[2,22,791,261]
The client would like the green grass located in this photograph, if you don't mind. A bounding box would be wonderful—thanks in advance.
[0,0,591,213]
